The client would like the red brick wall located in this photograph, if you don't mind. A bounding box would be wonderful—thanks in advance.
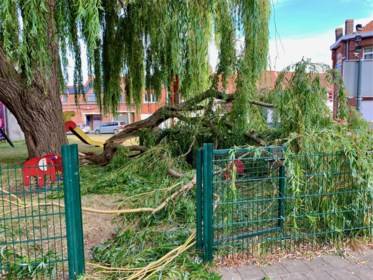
[62,87,168,126]
[346,38,373,60]
[332,37,373,67]
[140,88,167,115]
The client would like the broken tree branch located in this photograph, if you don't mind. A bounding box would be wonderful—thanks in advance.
[84,88,275,165]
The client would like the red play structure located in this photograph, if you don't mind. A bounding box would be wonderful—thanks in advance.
[224,159,245,179]
[23,154,62,187]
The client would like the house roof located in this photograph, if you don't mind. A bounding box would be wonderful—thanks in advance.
[65,71,331,96]
[363,20,373,32]
[330,20,373,50]
[217,71,331,95]
[64,79,93,94]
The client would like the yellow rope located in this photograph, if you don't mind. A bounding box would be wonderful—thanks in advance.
[0,179,195,216]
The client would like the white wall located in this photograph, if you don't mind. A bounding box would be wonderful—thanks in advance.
[361,100,373,122]
[6,109,24,141]
[343,60,373,123]
[140,114,151,120]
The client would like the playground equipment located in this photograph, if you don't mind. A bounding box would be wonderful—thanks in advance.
[45,153,63,173]
[63,111,136,147]
[223,159,245,180]
[64,111,104,147]
[23,153,62,187]
[64,120,104,147]
[23,156,57,187]
[0,128,14,147]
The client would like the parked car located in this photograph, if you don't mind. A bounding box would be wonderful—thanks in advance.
[94,121,126,134]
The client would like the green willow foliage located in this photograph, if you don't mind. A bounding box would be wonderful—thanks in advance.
[272,61,333,135]
[0,0,100,89]
[0,0,270,121]
[232,0,270,132]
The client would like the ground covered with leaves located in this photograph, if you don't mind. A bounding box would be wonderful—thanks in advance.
[81,146,219,279]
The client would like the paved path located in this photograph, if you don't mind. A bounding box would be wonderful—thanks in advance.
[218,249,373,280]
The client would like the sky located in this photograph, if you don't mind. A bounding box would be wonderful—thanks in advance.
[268,0,373,70]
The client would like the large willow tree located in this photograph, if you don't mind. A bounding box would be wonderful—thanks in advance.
[0,0,269,158]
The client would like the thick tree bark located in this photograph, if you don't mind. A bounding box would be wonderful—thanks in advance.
[0,0,67,158]
[0,82,66,158]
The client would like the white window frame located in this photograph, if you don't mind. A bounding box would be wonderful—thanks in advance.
[363,46,373,60]
[144,92,158,103]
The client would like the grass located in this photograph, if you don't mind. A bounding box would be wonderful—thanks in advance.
[0,141,28,164]
[0,135,111,164]
[0,134,139,164]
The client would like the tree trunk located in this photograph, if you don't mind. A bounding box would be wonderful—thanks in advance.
[0,84,66,158]
[0,0,67,158]
[0,53,67,158]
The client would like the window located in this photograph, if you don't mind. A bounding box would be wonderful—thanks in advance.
[87,94,97,103]
[144,92,158,103]
[364,47,373,59]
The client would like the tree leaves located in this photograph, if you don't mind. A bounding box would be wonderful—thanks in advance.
[0,0,270,118]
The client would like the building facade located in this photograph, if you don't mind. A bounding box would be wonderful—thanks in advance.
[330,19,373,123]
[62,78,167,131]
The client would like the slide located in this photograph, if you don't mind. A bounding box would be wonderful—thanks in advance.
[64,121,104,147]
[0,128,14,148]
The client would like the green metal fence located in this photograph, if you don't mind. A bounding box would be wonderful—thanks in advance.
[196,143,373,261]
[0,144,85,279]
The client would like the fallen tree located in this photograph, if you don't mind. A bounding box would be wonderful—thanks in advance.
[84,88,274,165]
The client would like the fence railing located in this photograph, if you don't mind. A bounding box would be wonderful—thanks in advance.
[196,143,373,261]
[0,144,85,279]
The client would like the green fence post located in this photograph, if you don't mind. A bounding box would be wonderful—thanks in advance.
[196,148,203,251]
[278,164,285,229]
[202,143,213,262]
[62,144,85,280]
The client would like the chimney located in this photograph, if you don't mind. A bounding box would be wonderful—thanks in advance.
[335,28,343,41]
[345,19,354,35]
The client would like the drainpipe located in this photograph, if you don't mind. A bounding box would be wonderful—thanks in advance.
[356,59,362,112]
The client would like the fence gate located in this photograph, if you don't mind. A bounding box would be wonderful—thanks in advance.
[0,144,85,279]
[196,143,373,262]
[196,143,285,261]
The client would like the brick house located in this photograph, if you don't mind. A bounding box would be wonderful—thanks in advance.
[64,71,334,131]
[62,78,167,130]
[330,19,373,123]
